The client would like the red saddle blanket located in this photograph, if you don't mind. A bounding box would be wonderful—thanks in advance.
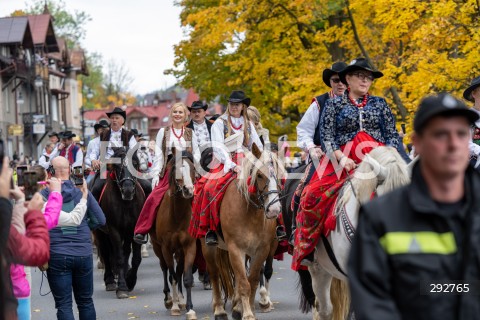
[189,164,236,238]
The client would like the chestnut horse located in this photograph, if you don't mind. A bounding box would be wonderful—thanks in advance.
[202,144,286,320]
[149,151,197,320]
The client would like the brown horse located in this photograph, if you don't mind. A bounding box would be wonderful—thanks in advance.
[202,144,286,320]
[149,151,197,320]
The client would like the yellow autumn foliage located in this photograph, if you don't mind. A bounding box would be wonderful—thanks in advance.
[170,0,480,140]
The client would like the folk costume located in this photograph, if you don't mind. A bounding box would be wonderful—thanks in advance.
[291,62,347,243]
[133,125,196,240]
[189,91,263,244]
[51,131,84,168]
[186,101,213,147]
[292,59,400,271]
[463,76,480,166]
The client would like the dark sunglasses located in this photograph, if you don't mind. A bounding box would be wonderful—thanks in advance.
[330,78,341,84]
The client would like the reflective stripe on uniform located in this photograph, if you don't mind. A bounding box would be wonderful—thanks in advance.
[379,231,457,255]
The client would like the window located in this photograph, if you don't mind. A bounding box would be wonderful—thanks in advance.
[51,96,58,121]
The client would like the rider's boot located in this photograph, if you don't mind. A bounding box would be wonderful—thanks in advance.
[133,233,148,245]
[205,230,218,246]
[276,225,287,241]
[288,194,301,246]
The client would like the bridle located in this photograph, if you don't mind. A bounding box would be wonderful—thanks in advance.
[170,156,194,197]
[113,155,137,197]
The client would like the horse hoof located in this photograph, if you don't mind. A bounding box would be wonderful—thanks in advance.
[232,310,242,320]
[164,300,173,310]
[203,283,212,290]
[116,291,129,299]
[105,283,117,291]
[259,302,273,312]
[170,307,181,316]
[186,310,197,320]
[179,303,186,311]
[214,314,228,320]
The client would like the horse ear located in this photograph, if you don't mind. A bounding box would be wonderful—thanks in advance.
[252,143,262,159]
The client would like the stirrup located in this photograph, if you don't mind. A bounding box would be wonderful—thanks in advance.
[275,226,287,241]
[205,231,218,246]
[134,233,148,245]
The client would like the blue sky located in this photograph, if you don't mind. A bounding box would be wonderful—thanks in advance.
[1,0,184,94]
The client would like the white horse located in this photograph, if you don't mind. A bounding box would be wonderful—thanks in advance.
[304,146,411,320]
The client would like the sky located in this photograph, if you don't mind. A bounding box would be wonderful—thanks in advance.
[0,0,184,95]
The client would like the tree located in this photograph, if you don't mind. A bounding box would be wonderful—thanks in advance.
[170,0,480,139]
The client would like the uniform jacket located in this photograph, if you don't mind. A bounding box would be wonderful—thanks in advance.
[348,162,480,320]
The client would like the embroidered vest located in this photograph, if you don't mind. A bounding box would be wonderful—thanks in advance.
[100,128,134,146]
[59,144,79,165]
[159,126,193,178]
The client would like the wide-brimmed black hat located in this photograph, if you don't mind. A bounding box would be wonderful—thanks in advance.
[463,76,480,102]
[322,61,348,87]
[94,120,109,131]
[227,90,251,107]
[59,131,76,139]
[130,128,143,137]
[339,58,383,85]
[414,93,479,132]
[106,107,126,120]
[188,100,208,111]
[48,131,59,138]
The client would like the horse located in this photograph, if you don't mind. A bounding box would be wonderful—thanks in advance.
[149,151,197,319]
[297,146,410,320]
[94,147,146,299]
[202,144,286,320]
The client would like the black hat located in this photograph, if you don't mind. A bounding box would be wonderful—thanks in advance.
[227,90,251,107]
[130,128,143,137]
[322,62,348,87]
[463,76,480,102]
[188,100,208,111]
[105,107,127,120]
[339,58,383,85]
[59,131,76,139]
[414,93,479,132]
[48,131,59,138]
[94,120,109,131]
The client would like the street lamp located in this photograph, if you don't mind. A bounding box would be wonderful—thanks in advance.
[81,87,94,144]
[34,75,43,88]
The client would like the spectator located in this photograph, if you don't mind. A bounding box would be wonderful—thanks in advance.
[38,142,55,170]
[40,157,105,320]
[50,131,83,168]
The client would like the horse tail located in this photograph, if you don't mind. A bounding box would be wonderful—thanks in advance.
[216,248,235,300]
[330,278,350,320]
[296,269,314,313]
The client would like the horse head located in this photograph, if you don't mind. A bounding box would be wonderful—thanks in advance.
[168,149,195,199]
[136,145,150,173]
[239,143,286,219]
[109,147,137,201]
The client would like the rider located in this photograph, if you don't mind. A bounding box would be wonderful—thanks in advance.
[289,61,347,244]
[186,100,213,147]
[85,120,109,183]
[133,103,197,244]
[463,76,480,166]
[189,90,263,246]
[89,107,151,202]
[292,58,400,270]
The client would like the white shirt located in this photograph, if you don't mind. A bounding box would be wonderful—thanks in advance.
[85,137,100,169]
[152,127,199,175]
[211,115,263,172]
[90,128,137,161]
[192,120,211,147]
[297,100,320,152]
[54,143,83,168]
[38,151,53,169]
[43,198,88,227]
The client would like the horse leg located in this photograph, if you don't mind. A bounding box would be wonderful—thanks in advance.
[141,243,149,258]
[109,230,129,299]
[202,240,228,320]
[175,252,186,310]
[96,231,116,291]
[309,263,333,320]
[228,246,254,320]
[259,256,274,312]
[126,241,142,291]
[162,247,180,316]
[246,255,265,318]
[183,241,197,320]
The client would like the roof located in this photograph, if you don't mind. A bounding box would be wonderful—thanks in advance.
[27,14,59,52]
[47,37,67,62]
[184,88,200,107]
[0,17,34,48]
[70,48,88,75]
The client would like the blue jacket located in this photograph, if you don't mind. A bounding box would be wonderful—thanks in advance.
[41,180,106,256]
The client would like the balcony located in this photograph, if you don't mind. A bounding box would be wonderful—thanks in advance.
[22,112,52,135]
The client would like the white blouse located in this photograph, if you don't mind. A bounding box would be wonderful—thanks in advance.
[153,127,198,174]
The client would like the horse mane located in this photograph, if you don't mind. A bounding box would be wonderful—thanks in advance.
[167,150,194,186]
[237,149,285,203]
[335,146,410,216]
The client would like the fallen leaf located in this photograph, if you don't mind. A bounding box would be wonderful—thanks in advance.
[129,296,137,299]
[33,309,41,313]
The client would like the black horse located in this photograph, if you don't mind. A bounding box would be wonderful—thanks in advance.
[94,147,146,299]
[281,164,317,313]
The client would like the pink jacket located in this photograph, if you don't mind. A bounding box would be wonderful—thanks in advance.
[10,192,63,298]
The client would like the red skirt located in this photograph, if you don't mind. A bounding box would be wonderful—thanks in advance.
[291,132,383,271]
[134,169,170,234]
[189,154,242,239]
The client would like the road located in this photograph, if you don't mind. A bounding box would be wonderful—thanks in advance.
[30,246,312,320]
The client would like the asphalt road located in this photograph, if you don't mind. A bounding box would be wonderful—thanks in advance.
[30,246,312,320]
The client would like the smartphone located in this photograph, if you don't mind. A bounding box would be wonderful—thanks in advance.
[71,166,84,186]
[0,139,4,171]
[23,171,39,201]
[16,165,28,187]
